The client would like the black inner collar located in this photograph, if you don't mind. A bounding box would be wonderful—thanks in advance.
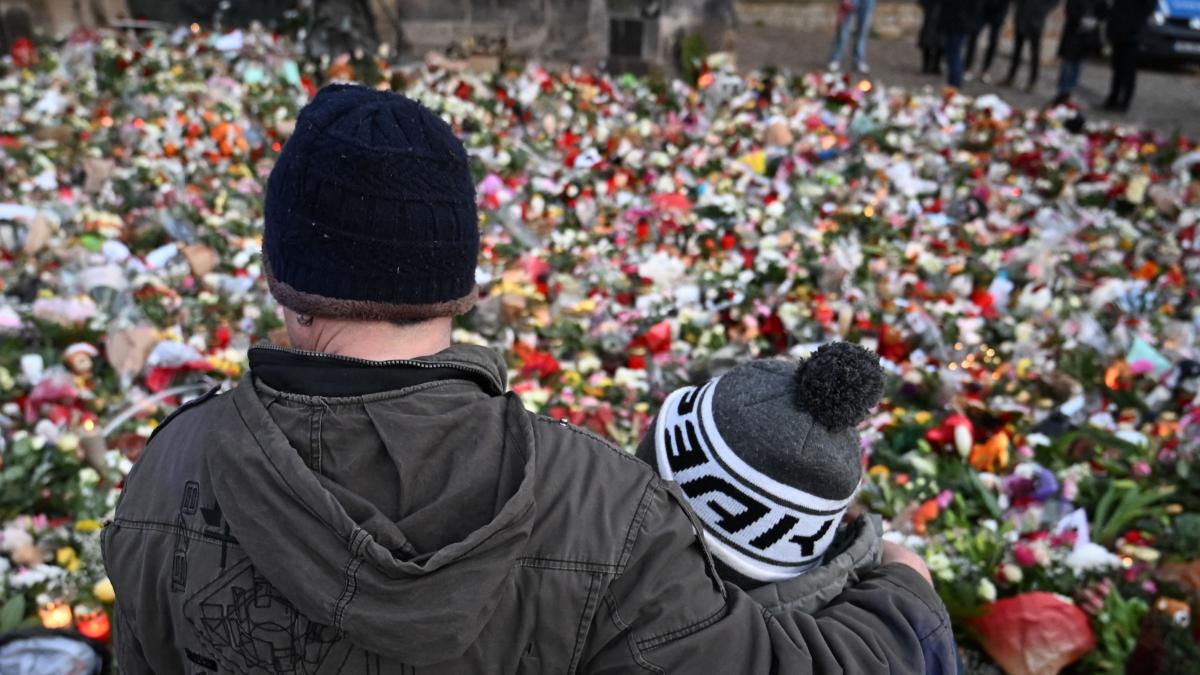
[249,347,492,397]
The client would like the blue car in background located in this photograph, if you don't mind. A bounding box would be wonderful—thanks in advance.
[1143,0,1200,62]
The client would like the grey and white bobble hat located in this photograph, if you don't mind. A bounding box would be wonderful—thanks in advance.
[642,342,885,582]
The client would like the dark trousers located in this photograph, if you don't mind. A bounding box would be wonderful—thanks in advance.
[1107,40,1139,109]
[1057,59,1082,98]
[922,47,944,74]
[965,16,1004,73]
[945,32,968,87]
[1005,31,1042,87]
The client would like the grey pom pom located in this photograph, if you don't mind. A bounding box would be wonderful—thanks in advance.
[794,343,884,431]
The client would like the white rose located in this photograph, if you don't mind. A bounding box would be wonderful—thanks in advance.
[1001,563,1023,583]
[977,578,997,603]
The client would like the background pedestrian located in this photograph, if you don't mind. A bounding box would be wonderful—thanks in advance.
[1105,0,1157,111]
[942,0,984,87]
[966,0,1014,83]
[829,0,879,73]
[919,0,945,74]
[1004,0,1061,90]
[1055,0,1102,104]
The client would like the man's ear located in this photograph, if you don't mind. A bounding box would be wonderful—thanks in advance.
[282,308,314,350]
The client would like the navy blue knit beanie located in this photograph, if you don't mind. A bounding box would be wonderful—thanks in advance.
[263,84,479,321]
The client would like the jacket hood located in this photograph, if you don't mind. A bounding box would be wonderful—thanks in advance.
[205,344,535,665]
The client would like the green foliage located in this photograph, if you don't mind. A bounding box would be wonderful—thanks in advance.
[1150,612,1200,674]
[0,435,112,522]
[1058,347,1104,388]
[940,461,1003,522]
[677,34,708,85]
[0,595,27,632]
[932,524,1008,620]
[1035,425,1149,478]
[1159,513,1200,560]
[1090,480,1175,545]
[1084,588,1149,673]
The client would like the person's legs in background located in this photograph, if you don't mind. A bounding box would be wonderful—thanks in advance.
[1105,42,1121,109]
[1056,58,1081,103]
[1004,33,1026,85]
[945,32,968,87]
[922,45,945,74]
[828,7,854,70]
[964,24,982,75]
[1026,28,1042,90]
[852,0,878,72]
[1123,50,1139,109]
[980,16,1004,78]
[1115,41,1139,110]
[1105,40,1135,110]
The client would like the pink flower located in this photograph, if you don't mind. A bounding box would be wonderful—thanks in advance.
[1013,543,1038,567]
[1052,530,1078,549]
[1062,478,1079,502]
[1132,461,1152,478]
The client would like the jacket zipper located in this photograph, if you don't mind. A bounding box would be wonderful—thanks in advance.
[250,342,501,390]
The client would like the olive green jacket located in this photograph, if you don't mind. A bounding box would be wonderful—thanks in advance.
[103,345,954,674]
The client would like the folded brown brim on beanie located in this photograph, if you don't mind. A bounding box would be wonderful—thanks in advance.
[263,252,478,322]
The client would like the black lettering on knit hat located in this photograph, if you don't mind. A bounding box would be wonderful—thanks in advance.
[680,475,771,534]
[749,514,800,551]
[789,519,835,557]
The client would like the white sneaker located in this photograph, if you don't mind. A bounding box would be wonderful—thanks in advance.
[855,62,870,74]
[963,70,975,83]
[979,72,993,85]
[828,60,841,73]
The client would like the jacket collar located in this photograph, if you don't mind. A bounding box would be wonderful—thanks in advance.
[249,343,509,397]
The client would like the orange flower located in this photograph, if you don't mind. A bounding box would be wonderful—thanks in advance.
[969,432,1010,473]
[1132,260,1159,281]
[1104,362,1127,390]
[912,498,940,535]
[867,464,890,481]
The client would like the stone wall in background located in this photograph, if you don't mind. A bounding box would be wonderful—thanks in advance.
[737,0,922,39]
[0,0,127,49]
[9,0,1074,71]
[4,0,742,70]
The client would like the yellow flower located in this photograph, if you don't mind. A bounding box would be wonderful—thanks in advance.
[74,519,102,534]
[867,464,891,480]
[1016,357,1033,379]
[739,150,767,175]
[892,407,908,419]
[571,298,597,314]
[93,577,116,604]
[914,411,932,426]
[56,546,81,573]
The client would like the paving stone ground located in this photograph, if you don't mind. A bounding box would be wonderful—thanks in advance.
[734,24,1200,139]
